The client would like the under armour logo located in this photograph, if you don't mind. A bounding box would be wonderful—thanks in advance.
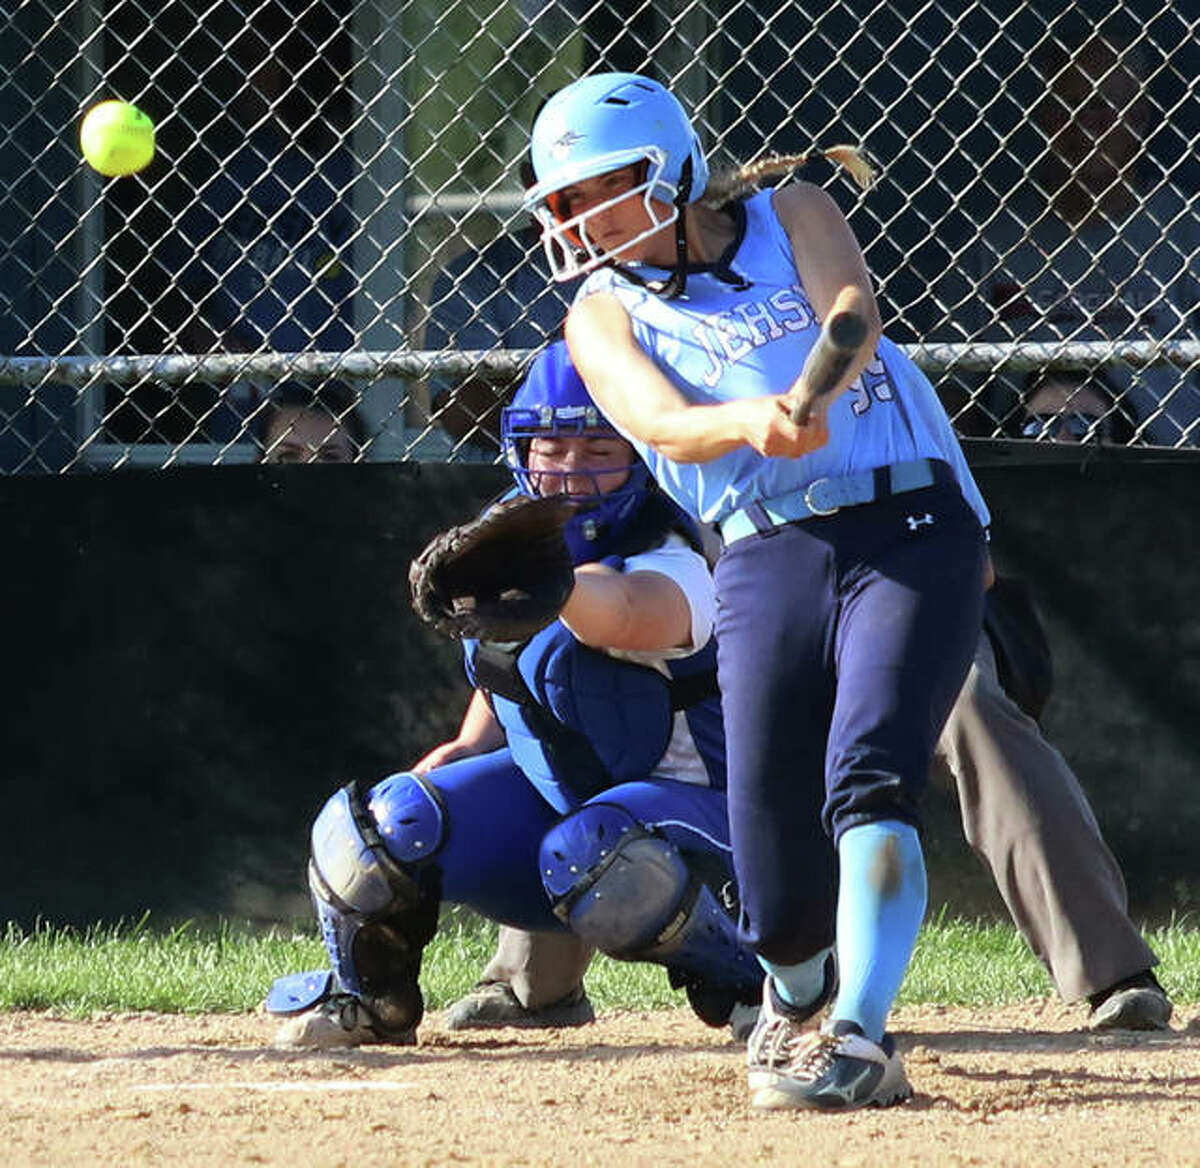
[906,513,934,531]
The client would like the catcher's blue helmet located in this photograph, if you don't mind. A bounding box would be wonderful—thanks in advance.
[501,341,652,561]
[524,73,710,282]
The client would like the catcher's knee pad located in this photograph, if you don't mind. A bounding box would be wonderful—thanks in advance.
[308,780,442,1034]
[366,770,447,864]
[539,804,762,1008]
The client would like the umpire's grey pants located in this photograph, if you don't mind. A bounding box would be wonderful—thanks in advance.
[482,629,1156,1008]
[479,926,594,1010]
[929,631,1156,1001]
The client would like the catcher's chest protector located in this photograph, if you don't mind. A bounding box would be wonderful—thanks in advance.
[467,622,676,813]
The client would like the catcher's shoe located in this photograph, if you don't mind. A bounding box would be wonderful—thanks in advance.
[272,993,416,1051]
[680,974,766,1041]
[751,1019,912,1112]
[1088,971,1173,1031]
[745,957,837,1091]
[444,982,595,1031]
[729,1001,760,1043]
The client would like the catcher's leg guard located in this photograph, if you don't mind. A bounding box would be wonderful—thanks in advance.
[308,779,441,1036]
[265,969,335,1016]
[539,804,763,1024]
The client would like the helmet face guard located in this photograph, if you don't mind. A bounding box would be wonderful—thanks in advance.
[526,147,679,282]
[502,342,653,562]
[502,402,650,506]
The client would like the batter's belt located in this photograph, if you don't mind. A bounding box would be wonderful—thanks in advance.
[718,458,956,546]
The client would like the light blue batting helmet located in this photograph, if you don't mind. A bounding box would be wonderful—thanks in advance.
[523,73,710,281]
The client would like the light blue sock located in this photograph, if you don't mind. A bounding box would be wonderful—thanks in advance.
[831,820,927,1043]
[757,946,833,1010]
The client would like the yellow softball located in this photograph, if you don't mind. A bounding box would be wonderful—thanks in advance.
[79,100,156,177]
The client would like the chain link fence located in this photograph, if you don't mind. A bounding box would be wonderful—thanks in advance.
[1,0,1197,472]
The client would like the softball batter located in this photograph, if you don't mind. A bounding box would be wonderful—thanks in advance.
[525,72,990,1110]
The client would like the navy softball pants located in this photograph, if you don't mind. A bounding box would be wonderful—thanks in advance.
[713,481,986,964]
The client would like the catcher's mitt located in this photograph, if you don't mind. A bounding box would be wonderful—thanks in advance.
[409,494,580,641]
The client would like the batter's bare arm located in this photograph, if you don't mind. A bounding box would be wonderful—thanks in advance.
[566,294,829,462]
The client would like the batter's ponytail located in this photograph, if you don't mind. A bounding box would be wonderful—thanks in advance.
[702,145,876,207]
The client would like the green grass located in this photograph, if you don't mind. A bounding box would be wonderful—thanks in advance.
[1,910,1196,1018]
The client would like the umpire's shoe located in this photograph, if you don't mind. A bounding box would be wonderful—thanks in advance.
[444,982,595,1030]
[1088,971,1173,1031]
[751,1018,912,1112]
[273,994,416,1050]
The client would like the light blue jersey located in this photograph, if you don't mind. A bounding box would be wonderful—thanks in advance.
[577,188,989,530]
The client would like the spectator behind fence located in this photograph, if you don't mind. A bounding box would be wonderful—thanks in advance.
[259,381,365,465]
[937,29,1200,445]
[1015,371,1137,445]
[423,230,579,456]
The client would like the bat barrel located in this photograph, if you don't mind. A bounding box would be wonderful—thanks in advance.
[826,309,868,353]
[787,296,871,426]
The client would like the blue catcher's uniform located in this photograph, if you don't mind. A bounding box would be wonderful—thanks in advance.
[575,189,990,982]
[462,495,726,816]
[269,343,764,1032]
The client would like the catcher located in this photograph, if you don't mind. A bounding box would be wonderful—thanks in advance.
[267,341,763,1048]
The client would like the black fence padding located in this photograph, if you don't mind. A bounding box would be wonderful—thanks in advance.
[2,461,509,926]
[1,454,1197,927]
[948,454,1200,920]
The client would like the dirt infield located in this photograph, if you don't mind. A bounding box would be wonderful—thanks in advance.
[3,1001,1198,1166]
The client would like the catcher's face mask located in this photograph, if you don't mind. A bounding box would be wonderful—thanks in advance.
[505,406,647,500]
[502,340,654,561]
[525,432,636,498]
[504,403,653,563]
